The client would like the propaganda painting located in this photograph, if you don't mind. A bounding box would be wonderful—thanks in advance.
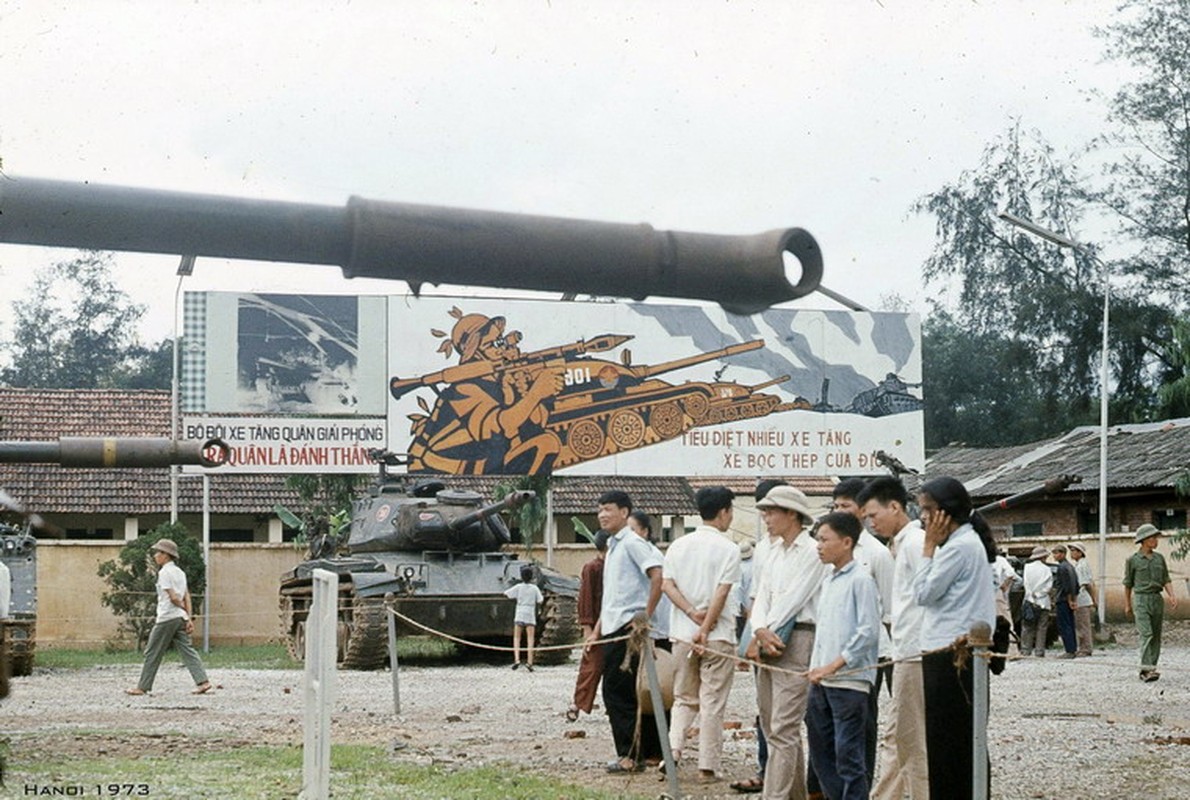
[386,298,922,477]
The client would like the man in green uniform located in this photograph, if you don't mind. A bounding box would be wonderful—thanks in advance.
[1122,524,1179,682]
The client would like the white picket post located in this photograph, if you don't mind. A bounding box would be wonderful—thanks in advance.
[300,569,338,800]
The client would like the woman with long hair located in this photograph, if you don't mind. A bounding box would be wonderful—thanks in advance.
[912,476,996,800]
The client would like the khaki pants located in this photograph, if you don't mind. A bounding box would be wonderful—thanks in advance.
[1074,606,1094,656]
[669,639,736,774]
[757,627,814,800]
[870,659,929,800]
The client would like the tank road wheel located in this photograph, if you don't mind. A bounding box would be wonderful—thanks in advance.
[279,591,309,663]
[682,393,710,423]
[567,419,605,461]
[339,594,390,670]
[650,401,685,439]
[534,592,580,666]
[608,409,645,449]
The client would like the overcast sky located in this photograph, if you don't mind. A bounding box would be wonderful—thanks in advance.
[0,0,1126,347]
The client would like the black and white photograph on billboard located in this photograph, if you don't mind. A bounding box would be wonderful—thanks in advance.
[186,292,388,416]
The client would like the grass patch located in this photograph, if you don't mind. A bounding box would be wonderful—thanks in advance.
[35,637,459,671]
[7,744,642,799]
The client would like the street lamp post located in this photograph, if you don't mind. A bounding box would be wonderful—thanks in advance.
[999,213,1110,627]
[170,255,196,523]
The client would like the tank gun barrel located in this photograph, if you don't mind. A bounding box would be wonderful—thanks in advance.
[975,474,1082,515]
[632,339,765,379]
[448,490,536,532]
[0,177,821,315]
[0,437,229,468]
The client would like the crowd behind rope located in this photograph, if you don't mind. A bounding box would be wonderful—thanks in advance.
[563,476,1178,800]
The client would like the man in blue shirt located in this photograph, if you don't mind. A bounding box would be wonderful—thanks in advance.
[805,511,880,800]
[584,490,663,772]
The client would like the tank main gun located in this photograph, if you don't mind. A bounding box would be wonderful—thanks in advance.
[446,490,536,534]
[0,176,822,315]
[975,474,1082,515]
[0,437,228,468]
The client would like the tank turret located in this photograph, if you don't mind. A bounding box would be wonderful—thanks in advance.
[0,176,822,315]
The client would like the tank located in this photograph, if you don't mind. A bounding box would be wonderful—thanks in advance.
[1,522,36,678]
[0,436,226,684]
[0,176,822,315]
[397,334,810,474]
[279,457,580,669]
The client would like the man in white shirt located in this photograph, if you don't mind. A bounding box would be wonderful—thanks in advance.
[125,538,210,696]
[0,559,11,620]
[1068,541,1095,657]
[859,476,929,800]
[746,485,828,800]
[662,486,741,783]
[1020,546,1053,657]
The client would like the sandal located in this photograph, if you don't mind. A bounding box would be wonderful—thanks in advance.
[605,759,644,774]
[125,688,147,696]
[565,705,580,722]
[192,682,212,695]
[730,776,764,794]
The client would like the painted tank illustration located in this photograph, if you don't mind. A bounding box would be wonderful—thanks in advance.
[394,331,809,475]
[278,455,580,669]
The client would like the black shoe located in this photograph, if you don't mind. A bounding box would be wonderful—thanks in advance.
[511,663,520,671]
[525,664,534,672]
[1141,670,1160,682]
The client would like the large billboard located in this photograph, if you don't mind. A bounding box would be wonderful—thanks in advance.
[183,293,923,475]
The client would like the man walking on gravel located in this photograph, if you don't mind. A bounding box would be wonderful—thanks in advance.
[1123,524,1179,682]
[126,538,211,696]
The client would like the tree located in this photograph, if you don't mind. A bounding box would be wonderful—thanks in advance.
[915,1,1190,445]
[493,475,551,555]
[280,473,363,544]
[1095,0,1190,300]
[97,522,206,649]
[914,124,1121,442]
[1,252,155,389]
[923,311,1059,448]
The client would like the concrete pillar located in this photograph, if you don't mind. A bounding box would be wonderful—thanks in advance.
[124,516,139,541]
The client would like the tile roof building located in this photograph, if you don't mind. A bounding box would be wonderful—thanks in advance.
[925,418,1190,539]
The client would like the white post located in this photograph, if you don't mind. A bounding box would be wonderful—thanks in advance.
[202,474,211,653]
[301,569,338,800]
[544,485,555,568]
[970,621,991,800]
[1097,269,1110,626]
[387,604,401,715]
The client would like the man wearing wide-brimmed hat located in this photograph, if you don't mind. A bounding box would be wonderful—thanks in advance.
[1019,546,1053,658]
[125,538,211,696]
[1123,524,1179,682]
[746,485,828,800]
[1067,542,1095,657]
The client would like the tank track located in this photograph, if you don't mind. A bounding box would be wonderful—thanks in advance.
[534,591,579,665]
[338,593,389,670]
[279,585,389,670]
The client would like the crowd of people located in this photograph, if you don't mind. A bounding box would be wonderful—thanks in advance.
[561,476,1004,800]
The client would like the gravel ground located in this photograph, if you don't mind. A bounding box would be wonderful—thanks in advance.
[3,623,1190,799]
